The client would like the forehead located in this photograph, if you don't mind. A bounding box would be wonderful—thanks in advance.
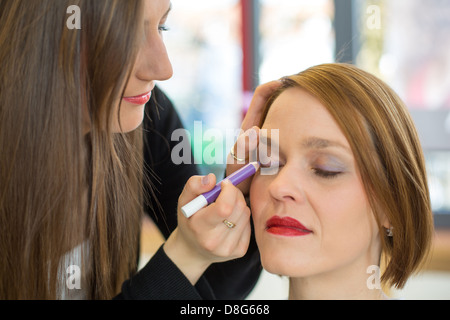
[263,87,331,128]
[262,87,351,150]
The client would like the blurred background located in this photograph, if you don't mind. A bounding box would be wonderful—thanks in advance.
[141,0,450,299]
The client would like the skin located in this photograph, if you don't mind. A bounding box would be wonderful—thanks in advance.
[250,87,389,299]
[113,0,173,133]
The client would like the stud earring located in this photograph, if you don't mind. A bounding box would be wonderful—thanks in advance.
[386,227,394,237]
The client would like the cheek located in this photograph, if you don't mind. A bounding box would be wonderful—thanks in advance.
[316,178,377,257]
[249,177,266,225]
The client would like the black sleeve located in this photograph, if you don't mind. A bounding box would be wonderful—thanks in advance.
[115,245,214,300]
[118,86,261,300]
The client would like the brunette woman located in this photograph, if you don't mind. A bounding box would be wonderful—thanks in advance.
[0,0,276,299]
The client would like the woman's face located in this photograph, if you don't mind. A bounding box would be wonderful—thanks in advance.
[113,0,173,133]
[250,87,382,279]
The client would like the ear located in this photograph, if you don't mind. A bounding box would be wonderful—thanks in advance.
[378,211,394,238]
[370,205,392,237]
[376,209,392,231]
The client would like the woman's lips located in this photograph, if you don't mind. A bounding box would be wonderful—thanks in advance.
[123,91,152,105]
[266,216,312,237]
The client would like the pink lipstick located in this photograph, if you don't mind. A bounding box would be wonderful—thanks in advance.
[123,91,152,105]
[266,216,312,237]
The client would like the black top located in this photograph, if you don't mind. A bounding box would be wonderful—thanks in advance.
[115,86,261,300]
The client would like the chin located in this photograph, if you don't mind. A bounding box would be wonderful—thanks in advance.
[260,248,298,277]
[262,260,297,278]
[259,243,319,278]
[114,105,145,133]
[262,259,315,278]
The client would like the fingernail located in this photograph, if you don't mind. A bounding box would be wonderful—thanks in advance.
[202,175,210,186]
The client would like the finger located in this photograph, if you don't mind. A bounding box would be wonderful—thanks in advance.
[178,173,217,207]
[219,205,251,258]
[184,181,251,260]
[226,127,260,195]
[218,183,250,231]
[241,80,283,132]
[213,180,240,220]
[205,179,248,225]
[187,179,239,227]
[229,126,260,165]
[234,215,252,257]
[222,202,250,233]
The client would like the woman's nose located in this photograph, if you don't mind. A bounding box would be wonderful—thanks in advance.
[135,33,173,82]
[268,165,305,204]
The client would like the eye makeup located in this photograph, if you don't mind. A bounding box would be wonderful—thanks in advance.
[256,132,353,180]
[310,154,348,180]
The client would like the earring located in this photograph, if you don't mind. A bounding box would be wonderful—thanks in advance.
[386,227,394,237]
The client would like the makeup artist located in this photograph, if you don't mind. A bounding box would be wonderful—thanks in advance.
[0,0,278,299]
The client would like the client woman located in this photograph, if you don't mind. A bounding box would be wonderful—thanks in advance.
[249,63,434,300]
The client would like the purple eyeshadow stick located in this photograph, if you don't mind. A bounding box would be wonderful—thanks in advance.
[181,162,260,218]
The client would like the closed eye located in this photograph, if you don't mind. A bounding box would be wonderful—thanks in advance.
[312,168,342,179]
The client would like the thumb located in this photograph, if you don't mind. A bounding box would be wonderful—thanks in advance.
[179,174,217,206]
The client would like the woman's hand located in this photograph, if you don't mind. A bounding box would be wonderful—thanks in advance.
[240,80,282,133]
[226,80,282,194]
[163,174,251,285]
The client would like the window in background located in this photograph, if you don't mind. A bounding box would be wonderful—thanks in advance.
[157,0,335,175]
[157,0,242,175]
[357,0,450,218]
[258,0,335,84]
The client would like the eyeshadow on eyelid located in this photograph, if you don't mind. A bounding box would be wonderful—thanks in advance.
[313,156,347,170]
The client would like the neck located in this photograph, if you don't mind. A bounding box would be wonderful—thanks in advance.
[288,264,389,300]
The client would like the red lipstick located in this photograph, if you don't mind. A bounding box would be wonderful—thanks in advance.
[266,216,312,237]
[123,91,152,105]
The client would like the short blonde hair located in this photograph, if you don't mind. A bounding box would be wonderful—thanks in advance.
[261,63,434,289]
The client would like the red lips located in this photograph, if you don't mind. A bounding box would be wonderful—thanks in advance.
[266,216,312,237]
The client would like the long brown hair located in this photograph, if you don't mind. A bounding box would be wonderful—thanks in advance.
[261,63,434,289]
[0,0,145,299]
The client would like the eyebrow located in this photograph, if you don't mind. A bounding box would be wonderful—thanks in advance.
[301,137,352,153]
[260,134,351,154]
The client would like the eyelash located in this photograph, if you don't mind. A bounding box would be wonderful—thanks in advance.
[312,168,342,179]
[259,162,343,180]
[158,24,170,33]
